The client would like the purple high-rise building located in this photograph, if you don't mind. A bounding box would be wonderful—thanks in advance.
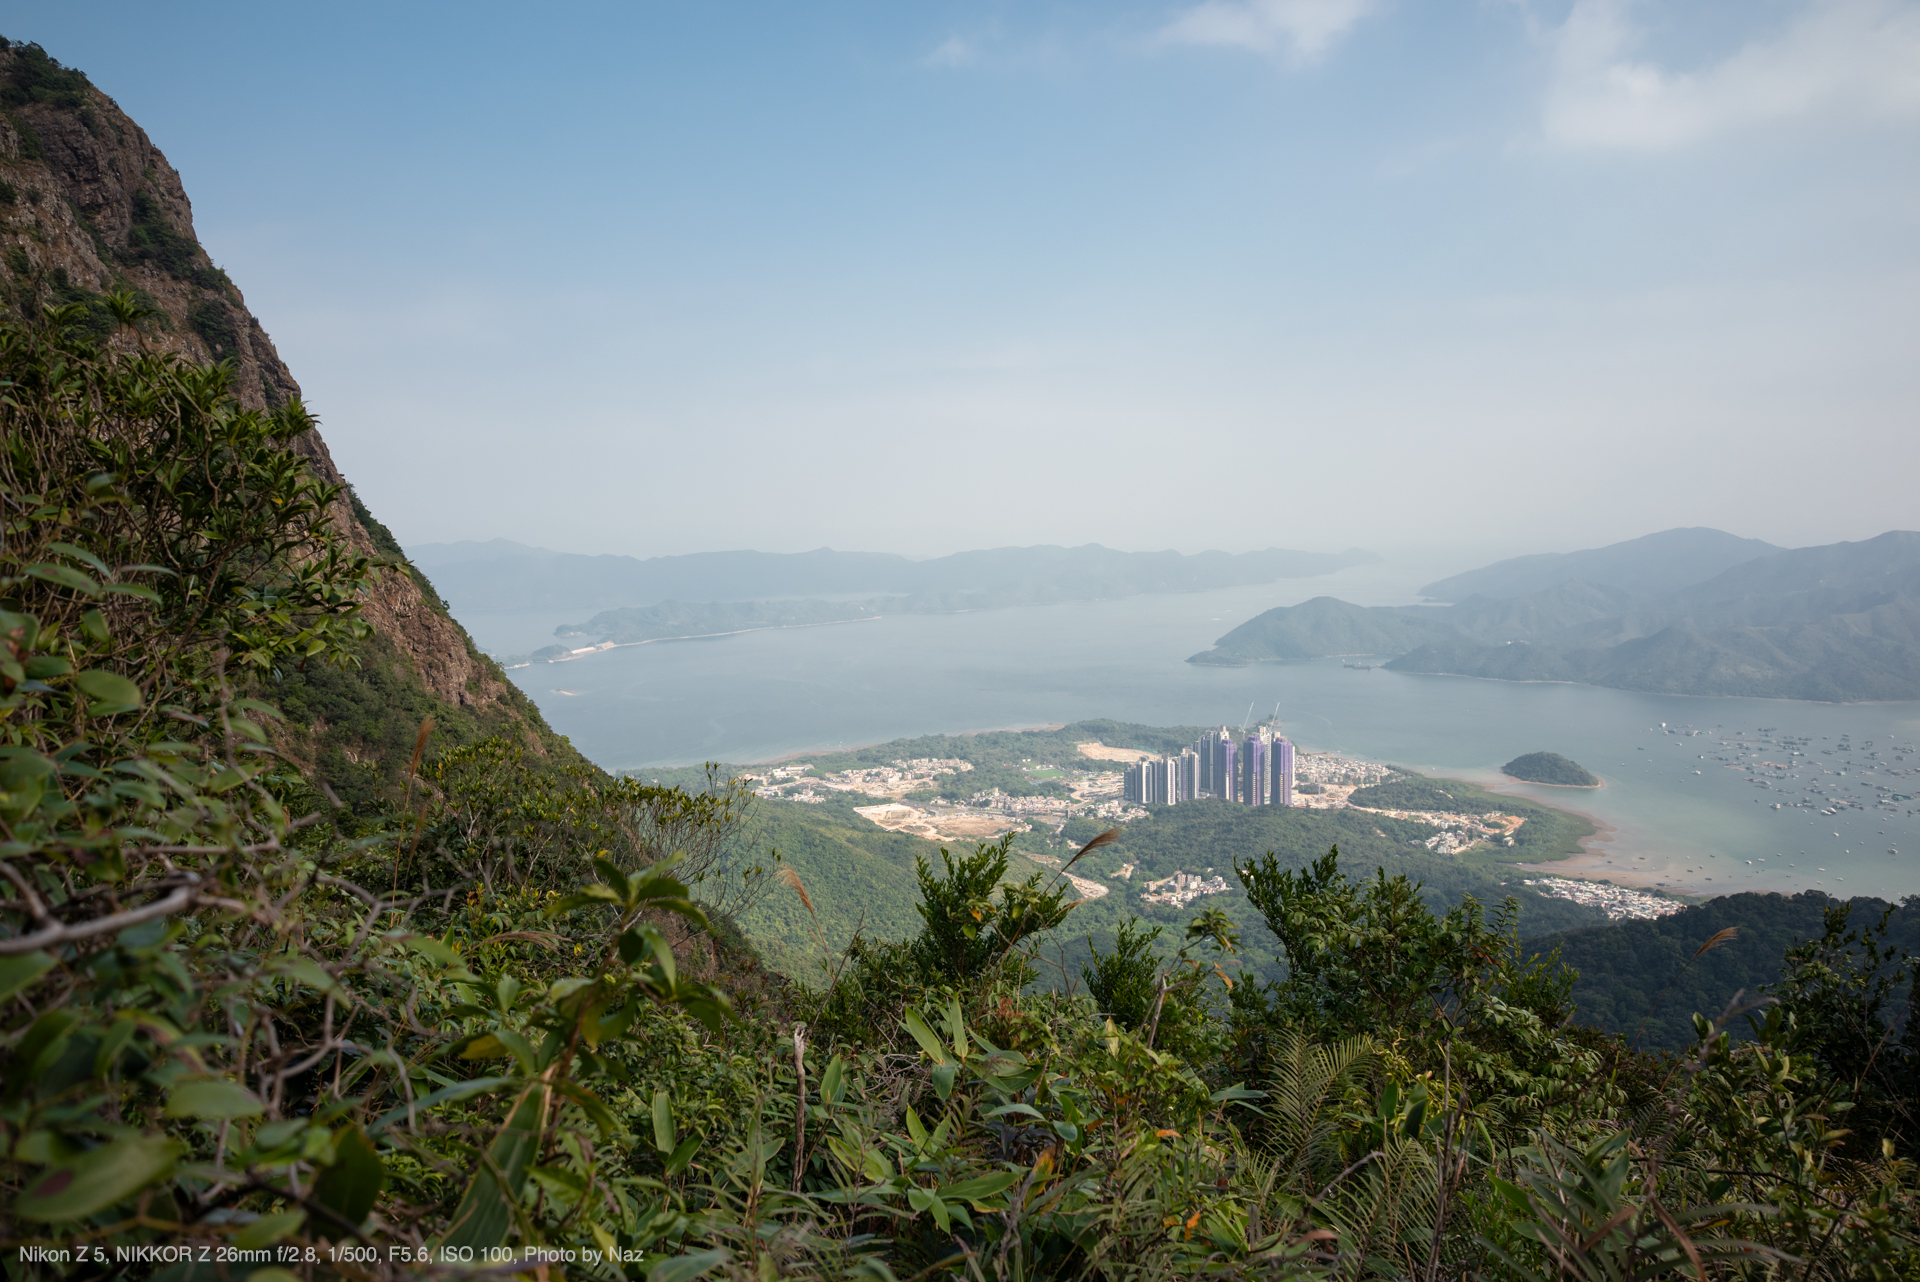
[1271,737,1296,807]
[1241,732,1268,805]
[1216,736,1238,803]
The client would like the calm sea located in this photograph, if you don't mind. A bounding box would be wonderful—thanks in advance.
[450,562,1920,903]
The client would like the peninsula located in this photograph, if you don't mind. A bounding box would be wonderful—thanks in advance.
[1188,527,1920,702]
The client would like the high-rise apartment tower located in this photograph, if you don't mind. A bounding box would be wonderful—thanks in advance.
[1271,736,1296,807]
[1241,731,1268,806]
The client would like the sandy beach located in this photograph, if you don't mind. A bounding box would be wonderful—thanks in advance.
[1505,806,1719,896]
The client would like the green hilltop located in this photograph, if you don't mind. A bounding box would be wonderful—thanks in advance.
[1502,751,1601,787]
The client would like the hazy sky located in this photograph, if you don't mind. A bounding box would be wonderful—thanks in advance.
[11,1,1919,561]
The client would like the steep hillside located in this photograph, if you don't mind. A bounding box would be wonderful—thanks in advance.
[0,38,575,814]
[1192,595,1455,662]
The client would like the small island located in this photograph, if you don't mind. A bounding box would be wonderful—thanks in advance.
[1502,752,1600,787]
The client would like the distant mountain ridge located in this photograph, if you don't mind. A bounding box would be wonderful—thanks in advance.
[1191,530,1920,702]
[1419,528,1783,602]
[410,539,1380,615]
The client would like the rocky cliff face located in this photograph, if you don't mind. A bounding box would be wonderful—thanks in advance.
[0,38,568,794]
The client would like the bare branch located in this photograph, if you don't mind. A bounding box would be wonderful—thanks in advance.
[0,883,196,954]
[0,859,53,924]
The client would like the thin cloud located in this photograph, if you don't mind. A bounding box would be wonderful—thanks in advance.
[1159,0,1378,66]
[1542,0,1920,149]
[925,36,977,68]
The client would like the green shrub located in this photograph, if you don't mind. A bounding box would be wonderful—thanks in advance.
[4,108,41,159]
[1083,917,1162,1027]
[124,187,207,279]
[187,296,239,359]
[0,39,92,110]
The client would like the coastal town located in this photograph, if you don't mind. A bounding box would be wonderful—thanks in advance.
[737,751,1146,844]
[1519,876,1686,921]
[734,740,1697,920]
[1348,805,1525,854]
[1140,870,1235,908]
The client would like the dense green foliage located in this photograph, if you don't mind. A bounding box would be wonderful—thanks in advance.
[4,309,1918,1278]
[267,622,580,835]
[1347,776,1484,812]
[185,297,239,361]
[1501,752,1599,787]
[1533,891,1920,1050]
[725,796,927,979]
[1061,797,1610,978]
[126,189,214,284]
[1080,917,1163,1029]
[0,39,91,110]
[901,838,1076,985]
[1344,772,1597,866]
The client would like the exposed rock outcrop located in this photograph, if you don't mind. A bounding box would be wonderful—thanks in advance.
[0,39,566,792]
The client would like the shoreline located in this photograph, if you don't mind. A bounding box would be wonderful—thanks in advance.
[1501,777,1603,789]
[1372,667,1886,707]
[537,576,1392,666]
[1191,657,1904,706]
[1504,804,1714,898]
[1475,781,1715,898]
[552,613,886,658]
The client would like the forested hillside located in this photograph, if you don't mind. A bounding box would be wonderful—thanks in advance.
[1534,891,1920,1050]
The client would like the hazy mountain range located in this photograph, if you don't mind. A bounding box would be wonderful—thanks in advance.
[409,539,1379,624]
[1190,528,1920,702]
[1417,527,1784,602]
